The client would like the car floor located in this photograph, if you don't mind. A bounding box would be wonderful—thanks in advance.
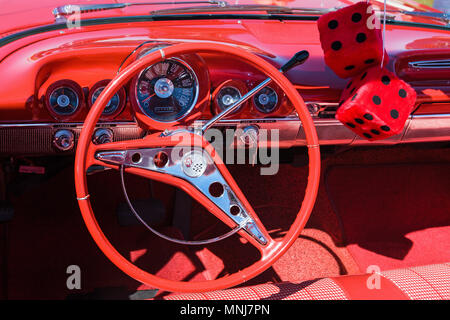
[1,142,449,299]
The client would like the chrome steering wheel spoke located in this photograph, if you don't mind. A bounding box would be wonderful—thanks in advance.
[95,146,268,246]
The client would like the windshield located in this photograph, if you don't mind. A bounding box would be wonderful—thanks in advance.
[0,0,446,38]
[1,0,443,13]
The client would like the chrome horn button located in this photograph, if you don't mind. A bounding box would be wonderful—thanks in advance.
[181,150,207,178]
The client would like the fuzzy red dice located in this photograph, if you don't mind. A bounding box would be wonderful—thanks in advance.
[336,66,417,141]
[317,1,387,78]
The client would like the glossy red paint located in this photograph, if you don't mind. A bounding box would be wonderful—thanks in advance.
[414,102,450,115]
[0,15,448,125]
[0,0,440,38]
[74,42,320,292]
[395,49,450,82]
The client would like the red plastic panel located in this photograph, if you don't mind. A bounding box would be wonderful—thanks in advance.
[414,102,450,115]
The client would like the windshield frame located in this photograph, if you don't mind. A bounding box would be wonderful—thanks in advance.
[1,10,449,50]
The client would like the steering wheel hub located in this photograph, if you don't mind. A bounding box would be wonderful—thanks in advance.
[181,150,208,178]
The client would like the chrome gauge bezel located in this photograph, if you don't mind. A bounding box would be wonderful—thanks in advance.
[253,86,279,114]
[90,86,121,116]
[211,79,249,117]
[134,57,200,123]
[216,85,243,113]
[88,79,127,119]
[50,86,79,115]
[45,79,83,119]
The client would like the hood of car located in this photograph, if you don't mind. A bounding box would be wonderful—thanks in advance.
[0,0,442,38]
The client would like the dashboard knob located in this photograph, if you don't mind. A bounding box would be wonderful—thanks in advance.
[239,125,259,147]
[306,103,320,115]
[92,128,114,145]
[53,129,75,151]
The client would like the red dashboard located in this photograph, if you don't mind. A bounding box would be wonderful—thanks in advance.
[0,17,449,153]
[1,40,299,128]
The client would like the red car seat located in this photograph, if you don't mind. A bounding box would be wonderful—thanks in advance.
[164,263,450,300]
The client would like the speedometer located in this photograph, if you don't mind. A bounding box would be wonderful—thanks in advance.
[135,59,198,122]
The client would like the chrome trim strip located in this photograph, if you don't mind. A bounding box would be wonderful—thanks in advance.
[408,60,450,69]
[53,1,227,17]
[197,117,298,124]
[1,112,449,154]
[2,113,449,128]
[404,113,450,143]
[0,121,138,128]
[296,118,355,146]
[411,113,450,119]
[159,48,165,60]
[195,117,301,148]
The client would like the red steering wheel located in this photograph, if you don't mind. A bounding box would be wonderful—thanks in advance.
[75,43,321,293]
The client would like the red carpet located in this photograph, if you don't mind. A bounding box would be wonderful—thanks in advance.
[184,163,360,289]
[326,163,450,272]
[5,144,449,299]
[347,226,450,272]
[6,169,206,299]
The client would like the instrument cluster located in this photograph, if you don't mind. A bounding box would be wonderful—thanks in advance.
[211,79,283,117]
[130,57,201,127]
[44,79,127,121]
[43,54,291,129]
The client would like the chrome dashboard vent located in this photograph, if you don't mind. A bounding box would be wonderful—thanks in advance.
[0,123,145,155]
[408,60,450,69]
[306,102,339,119]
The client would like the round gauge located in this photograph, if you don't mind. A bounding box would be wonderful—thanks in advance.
[253,87,279,114]
[89,80,126,117]
[212,80,248,116]
[216,86,242,113]
[46,80,83,117]
[135,59,198,122]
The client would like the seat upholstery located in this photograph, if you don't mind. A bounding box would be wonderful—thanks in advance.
[165,263,450,300]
